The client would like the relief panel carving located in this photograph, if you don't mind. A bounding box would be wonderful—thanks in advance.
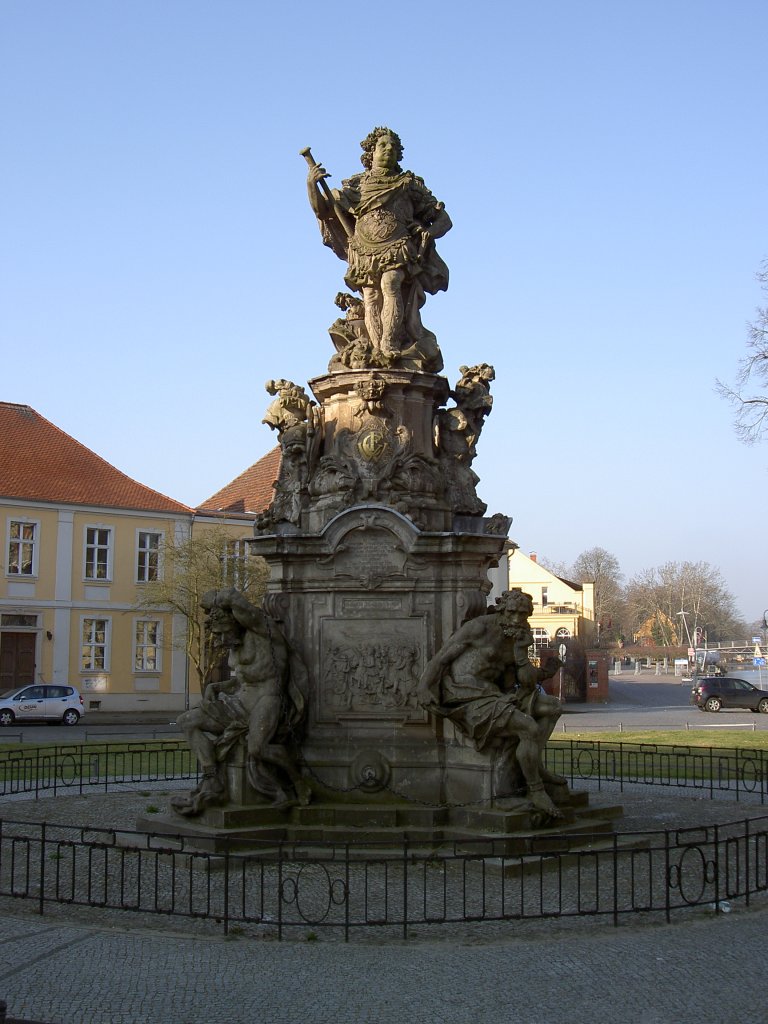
[319,618,426,721]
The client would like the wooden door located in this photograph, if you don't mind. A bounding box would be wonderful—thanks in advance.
[0,632,36,690]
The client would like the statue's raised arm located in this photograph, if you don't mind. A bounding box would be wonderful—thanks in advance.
[303,127,451,373]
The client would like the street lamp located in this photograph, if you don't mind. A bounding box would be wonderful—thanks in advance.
[677,608,694,677]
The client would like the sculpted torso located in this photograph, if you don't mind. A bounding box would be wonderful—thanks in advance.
[225,630,287,708]
[442,619,518,697]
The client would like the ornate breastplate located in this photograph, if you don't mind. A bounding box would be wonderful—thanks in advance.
[356,207,403,244]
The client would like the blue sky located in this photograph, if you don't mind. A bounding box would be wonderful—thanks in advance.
[2,1,767,621]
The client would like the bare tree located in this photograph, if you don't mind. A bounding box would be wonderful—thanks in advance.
[717,259,768,444]
[134,524,268,694]
[569,547,625,642]
[625,561,744,645]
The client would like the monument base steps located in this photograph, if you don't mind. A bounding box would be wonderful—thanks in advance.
[136,790,624,856]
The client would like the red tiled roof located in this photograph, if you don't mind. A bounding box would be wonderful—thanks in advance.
[198,447,281,515]
[0,402,193,514]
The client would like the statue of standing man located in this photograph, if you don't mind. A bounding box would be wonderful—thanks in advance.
[304,127,452,371]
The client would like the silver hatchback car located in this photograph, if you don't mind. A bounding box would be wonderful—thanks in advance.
[0,684,84,726]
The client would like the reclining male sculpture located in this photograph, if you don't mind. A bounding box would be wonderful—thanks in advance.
[418,589,566,820]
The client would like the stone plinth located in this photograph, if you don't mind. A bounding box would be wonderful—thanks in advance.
[252,502,508,803]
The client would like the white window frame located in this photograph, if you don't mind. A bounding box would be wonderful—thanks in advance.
[6,518,40,577]
[81,616,111,672]
[555,627,572,640]
[136,530,163,583]
[84,526,113,581]
[531,627,550,653]
[134,617,162,672]
[223,538,249,588]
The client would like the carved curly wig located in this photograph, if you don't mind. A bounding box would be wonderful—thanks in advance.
[360,126,404,171]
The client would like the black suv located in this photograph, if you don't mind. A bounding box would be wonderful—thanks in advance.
[690,676,768,714]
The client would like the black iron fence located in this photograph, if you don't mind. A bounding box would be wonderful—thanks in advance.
[0,740,197,799]
[3,739,768,938]
[547,740,768,803]
[1,814,767,939]
[2,739,768,804]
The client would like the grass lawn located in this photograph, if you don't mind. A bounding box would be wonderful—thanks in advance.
[551,730,768,749]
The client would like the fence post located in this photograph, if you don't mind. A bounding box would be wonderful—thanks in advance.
[618,831,622,929]
[344,844,350,943]
[223,843,230,936]
[745,817,751,908]
[277,842,283,942]
[664,828,671,924]
[402,838,409,941]
[708,746,714,801]
[38,821,46,917]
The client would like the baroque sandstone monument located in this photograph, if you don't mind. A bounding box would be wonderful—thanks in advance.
[162,128,598,844]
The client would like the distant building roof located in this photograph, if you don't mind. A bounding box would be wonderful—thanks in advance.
[554,574,584,591]
[0,402,192,514]
[198,446,280,515]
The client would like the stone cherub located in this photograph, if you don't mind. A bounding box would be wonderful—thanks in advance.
[418,589,565,820]
[434,364,496,515]
[171,589,311,817]
[259,380,318,528]
[305,127,451,371]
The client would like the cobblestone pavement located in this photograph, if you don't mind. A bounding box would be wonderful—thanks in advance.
[1,901,766,1023]
[2,788,767,1023]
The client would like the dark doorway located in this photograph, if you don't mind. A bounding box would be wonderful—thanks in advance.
[0,632,36,690]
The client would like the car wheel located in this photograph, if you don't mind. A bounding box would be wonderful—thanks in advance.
[0,709,15,727]
[704,697,722,712]
[758,699,768,715]
[62,709,80,726]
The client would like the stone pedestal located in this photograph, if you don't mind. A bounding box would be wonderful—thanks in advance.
[252,501,508,804]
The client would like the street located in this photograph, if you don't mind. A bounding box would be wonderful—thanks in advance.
[3,673,768,744]
[562,671,768,732]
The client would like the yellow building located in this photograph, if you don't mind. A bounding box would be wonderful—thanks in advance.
[0,402,260,713]
[507,548,596,652]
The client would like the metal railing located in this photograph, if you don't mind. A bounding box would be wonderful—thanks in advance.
[547,740,768,804]
[3,739,768,938]
[1,814,766,939]
[0,740,197,799]
[2,739,767,805]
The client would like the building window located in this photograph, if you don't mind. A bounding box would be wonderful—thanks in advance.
[531,628,550,653]
[85,527,112,580]
[223,539,249,588]
[7,520,38,576]
[1,614,38,628]
[81,618,110,671]
[137,532,161,583]
[134,619,161,672]
[555,627,572,640]
[541,586,548,607]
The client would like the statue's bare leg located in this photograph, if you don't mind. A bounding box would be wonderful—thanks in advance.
[531,693,567,785]
[260,743,312,806]
[171,707,227,815]
[246,696,310,807]
[379,269,405,353]
[362,286,382,347]
[177,707,220,769]
[498,711,562,818]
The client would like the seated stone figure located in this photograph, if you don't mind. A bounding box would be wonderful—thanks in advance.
[418,589,565,819]
[171,588,311,817]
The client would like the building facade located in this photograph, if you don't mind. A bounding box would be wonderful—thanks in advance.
[507,548,596,652]
[0,403,260,712]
